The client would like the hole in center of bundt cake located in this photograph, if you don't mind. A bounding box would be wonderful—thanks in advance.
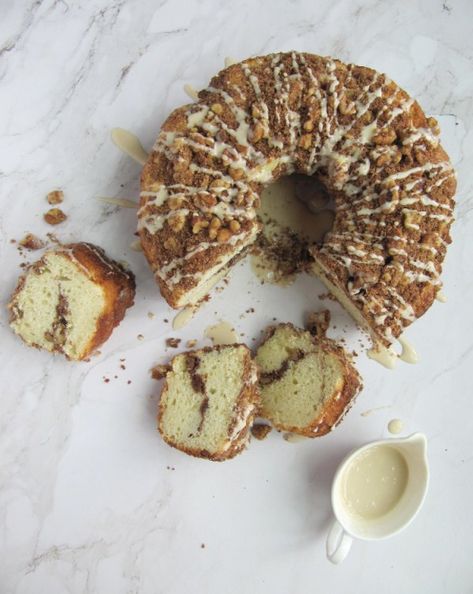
[251,174,335,285]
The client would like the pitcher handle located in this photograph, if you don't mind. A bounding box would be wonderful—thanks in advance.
[326,519,353,564]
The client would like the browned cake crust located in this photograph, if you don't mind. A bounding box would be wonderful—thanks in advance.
[257,323,362,437]
[8,242,135,360]
[139,52,455,346]
[157,344,259,461]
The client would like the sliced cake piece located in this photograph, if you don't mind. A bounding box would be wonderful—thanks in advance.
[158,345,259,461]
[8,242,135,360]
[255,324,361,437]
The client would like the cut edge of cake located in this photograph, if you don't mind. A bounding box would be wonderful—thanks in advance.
[255,323,362,437]
[157,344,260,461]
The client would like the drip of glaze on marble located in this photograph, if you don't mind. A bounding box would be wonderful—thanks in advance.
[172,305,198,330]
[436,291,447,303]
[111,128,148,165]
[387,419,403,434]
[204,321,238,345]
[367,345,398,369]
[183,84,199,101]
[398,336,418,364]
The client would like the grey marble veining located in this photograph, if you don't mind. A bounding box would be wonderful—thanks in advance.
[1,1,473,592]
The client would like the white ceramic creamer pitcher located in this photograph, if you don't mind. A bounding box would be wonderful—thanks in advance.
[326,433,429,564]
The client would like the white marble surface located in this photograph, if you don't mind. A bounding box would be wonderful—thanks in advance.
[1,1,472,592]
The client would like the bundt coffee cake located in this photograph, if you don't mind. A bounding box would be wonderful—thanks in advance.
[158,344,259,460]
[8,243,135,360]
[255,323,362,437]
[139,52,456,347]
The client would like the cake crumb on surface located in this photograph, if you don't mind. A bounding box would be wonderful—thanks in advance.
[186,339,197,348]
[47,190,64,205]
[19,233,46,251]
[151,364,171,380]
[251,423,272,440]
[166,337,181,348]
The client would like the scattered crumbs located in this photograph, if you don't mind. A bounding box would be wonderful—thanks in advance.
[306,309,330,338]
[352,351,358,357]
[120,183,124,188]
[246,307,255,314]
[200,543,206,549]
[127,380,132,384]
[186,339,197,348]
[163,318,169,323]
[120,363,126,370]
[20,262,28,268]
[46,232,60,244]
[166,337,181,348]
[114,375,118,379]
[166,465,175,471]
[151,364,171,380]
[103,377,110,383]
[251,337,256,342]
[240,332,245,337]
[44,208,67,225]
[10,238,16,244]
[272,317,277,321]
[19,233,46,251]
[47,190,64,205]
[251,424,272,440]
[223,278,229,285]
[137,334,144,341]
[147,311,155,319]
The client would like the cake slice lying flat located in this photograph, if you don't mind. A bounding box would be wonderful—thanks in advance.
[255,324,362,437]
[158,345,259,461]
[8,242,135,360]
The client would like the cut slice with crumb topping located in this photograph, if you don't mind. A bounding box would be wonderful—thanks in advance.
[158,345,259,461]
[8,242,135,360]
[255,324,361,437]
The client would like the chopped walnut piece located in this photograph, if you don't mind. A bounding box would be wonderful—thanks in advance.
[166,337,181,348]
[250,122,265,143]
[229,219,241,233]
[217,228,231,243]
[168,214,186,232]
[47,190,64,205]
[151,364,171,380]
[192,218,209,234]
[229,167,244,181]
[211,103,223,115]
[168,196,183,209]
[373,128,397,145]
[44,208,67,225]
[19,233,46,250]
[298,134,312,149]
[251,424,272,440]
[303,120,314,132]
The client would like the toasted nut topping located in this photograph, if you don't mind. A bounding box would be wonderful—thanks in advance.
[376,153,391,167]
[168,196,183,209]
[211,103,223,115]
[229,219,241,233]
[217,228,231,243]
[195,192,217,208]
[361,110,374,124]
[46,190,64,205]
[298,134,312,149]
[192,218,209,234]
[44,208,67,225]
[229,167,244,180]
[208,227,218,240]
[373,128,397,145]
[168,214,185,232]
[164,237,178,250]
[251,122,265,143]
[210,217,222,229]
[209,179,229,190]
[303,120,314,132]
[251,105,261,118]
[338,96,356,116]
[414,148,427,165]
